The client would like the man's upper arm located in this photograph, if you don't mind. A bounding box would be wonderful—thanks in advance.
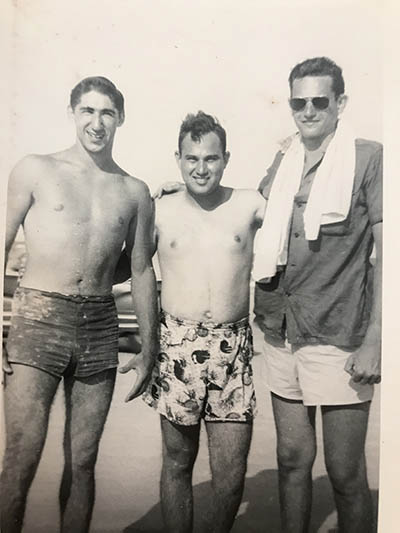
[5,156,35,253]
[364,143,383,227]
[126,181,155,273]
[372,222,382,262]
[254,191,267,227]
[257,150,283,199]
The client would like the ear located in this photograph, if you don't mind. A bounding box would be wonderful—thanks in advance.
[117,111,125,127]
[223,151,231,167]
[337,94,348,115]
[174,150,181,166]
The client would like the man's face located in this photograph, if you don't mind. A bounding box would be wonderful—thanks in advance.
[71,90,123,153]
[176,132,230,196]
[290,76,346,146]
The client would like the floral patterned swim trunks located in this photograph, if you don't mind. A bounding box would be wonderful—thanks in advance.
[142,310,257,426]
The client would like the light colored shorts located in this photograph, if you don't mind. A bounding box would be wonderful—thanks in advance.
[142,311,257,426]
[261,334,374,406]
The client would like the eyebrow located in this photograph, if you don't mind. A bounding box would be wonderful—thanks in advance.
[184,153,220,159]
[79,106,116,115]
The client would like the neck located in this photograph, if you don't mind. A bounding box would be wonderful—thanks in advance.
[186,186,227,211]
[73,140,116,172]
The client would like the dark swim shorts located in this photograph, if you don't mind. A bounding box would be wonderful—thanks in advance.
[6,287,119,378]
[142,310,257,425]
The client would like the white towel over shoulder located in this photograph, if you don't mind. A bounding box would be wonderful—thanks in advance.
[253,121,356,281]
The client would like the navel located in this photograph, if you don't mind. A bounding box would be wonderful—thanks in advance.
[234,235,241,242]
[170,240,177,248]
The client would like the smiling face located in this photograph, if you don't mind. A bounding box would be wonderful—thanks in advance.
[176,132,230,197]
[71,90,124,154]
[290,75,347,148]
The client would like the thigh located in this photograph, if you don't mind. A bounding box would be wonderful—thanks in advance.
[3,364,60,455]
[75,297,119,378]
[63,368,117,458]
[206,421,253,471]
[296,344,374,406]
[321,402,370,471]
[206,322,256,423]
[261,335,303,401]
[143,318,207,426]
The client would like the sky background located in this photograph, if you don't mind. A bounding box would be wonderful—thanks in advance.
[1,0,382,194]
[2,0,400,529]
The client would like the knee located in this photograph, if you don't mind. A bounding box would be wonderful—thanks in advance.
[163,444,197,475]
[1,443,40,484]
[68,442,99,476]
[325,457,366,495]
[277,440,316,474]
[213,459,247,496]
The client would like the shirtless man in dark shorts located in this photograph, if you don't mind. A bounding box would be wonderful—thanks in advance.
[1,76,158,533]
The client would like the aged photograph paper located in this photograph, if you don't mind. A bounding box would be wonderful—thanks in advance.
[1,1,397,532]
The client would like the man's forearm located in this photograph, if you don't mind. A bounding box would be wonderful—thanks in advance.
[131,265,159,355]
[362,256,382,347]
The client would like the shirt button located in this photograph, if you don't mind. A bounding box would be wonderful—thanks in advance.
[294,232,300,238]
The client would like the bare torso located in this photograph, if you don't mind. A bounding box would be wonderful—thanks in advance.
[19,151,141,295]
[156,188,265,323]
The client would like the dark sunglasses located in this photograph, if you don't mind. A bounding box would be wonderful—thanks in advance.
[289,96,330,112]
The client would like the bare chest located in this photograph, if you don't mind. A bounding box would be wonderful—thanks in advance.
[28,174,134,233]
[157,209,255,256]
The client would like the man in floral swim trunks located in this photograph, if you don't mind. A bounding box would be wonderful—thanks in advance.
[142,111,266,533]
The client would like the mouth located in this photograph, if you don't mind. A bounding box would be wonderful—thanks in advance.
[86,130,106,141]
[192,176,210,185]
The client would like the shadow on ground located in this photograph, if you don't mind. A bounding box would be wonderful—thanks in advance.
[123,468,378,533]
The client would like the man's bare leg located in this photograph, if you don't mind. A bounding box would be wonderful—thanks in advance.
[0,364,60,533]
[205,421,252,533]
[322,402,372,533]
[59,368,116,533]
[160,416,200,533]
[271,393,317,533]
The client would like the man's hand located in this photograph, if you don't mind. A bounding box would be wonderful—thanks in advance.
[153,181,185,199]
[345,343,381,385]
[2,342,13,382]
[118,352,154,402]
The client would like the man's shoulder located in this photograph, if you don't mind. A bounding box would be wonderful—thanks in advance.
[13,153,52,170]
[233,188,265,206]
[122,174,151,198]
[355,138,382,158]
[155,190,186,207]
[9,153,53,186]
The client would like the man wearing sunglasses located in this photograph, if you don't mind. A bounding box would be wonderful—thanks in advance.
[254,56,382,532]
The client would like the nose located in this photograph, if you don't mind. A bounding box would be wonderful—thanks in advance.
[196,160,207,175]
[303,100,316,118]
[91,112,103,130]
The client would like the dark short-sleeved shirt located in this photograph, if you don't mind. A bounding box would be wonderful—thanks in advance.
[254,138,382,348]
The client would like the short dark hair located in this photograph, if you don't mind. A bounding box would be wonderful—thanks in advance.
[289,57,345,99]
[178,111,227,155]
[70,76,125,115]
